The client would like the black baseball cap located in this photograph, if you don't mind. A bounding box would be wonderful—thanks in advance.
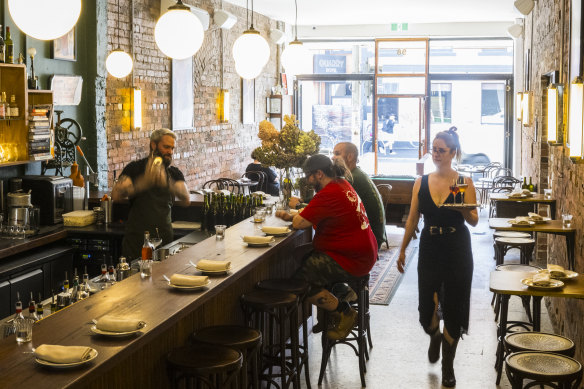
[302,154,332,174]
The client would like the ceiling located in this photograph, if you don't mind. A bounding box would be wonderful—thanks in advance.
[223,0,523,27]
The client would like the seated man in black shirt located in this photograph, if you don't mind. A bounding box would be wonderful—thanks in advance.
[245,150,280,196]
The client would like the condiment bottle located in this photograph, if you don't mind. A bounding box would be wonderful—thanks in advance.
[69,162,85,187]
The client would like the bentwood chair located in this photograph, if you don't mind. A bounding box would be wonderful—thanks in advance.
[242,171,268,193]
[218,178,242,194]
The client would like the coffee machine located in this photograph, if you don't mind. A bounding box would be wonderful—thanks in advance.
[21,176,73,225]
[5,190,34,237]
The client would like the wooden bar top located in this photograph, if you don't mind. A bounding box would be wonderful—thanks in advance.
[489,193,556,203]
[490,270,584,298]
[0,216,307,388]
[488,218,575,233]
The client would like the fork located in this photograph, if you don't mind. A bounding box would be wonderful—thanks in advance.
[162,274,171,282]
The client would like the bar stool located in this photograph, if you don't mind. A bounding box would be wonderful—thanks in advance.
[256,278,311,389]
[505,351,582,389]
[166,343,243,389]
[240,289,300,389]
[318,274,369,388]
[505,332,575,357]
[494,237,535,266]
[192,326,262,389]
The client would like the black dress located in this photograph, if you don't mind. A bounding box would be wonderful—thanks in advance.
[417,174,473,339]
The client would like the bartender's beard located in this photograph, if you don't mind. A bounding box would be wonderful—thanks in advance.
[153,148,172,167]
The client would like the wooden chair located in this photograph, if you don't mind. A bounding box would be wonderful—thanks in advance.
[218,178,242,194]
[242,171,268,193]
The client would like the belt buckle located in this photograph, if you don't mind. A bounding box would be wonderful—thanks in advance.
[429,226,442,235]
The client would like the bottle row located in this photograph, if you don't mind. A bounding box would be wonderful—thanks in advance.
[0,93,20,119]
[0,25,14,65]
[201,193,264,233]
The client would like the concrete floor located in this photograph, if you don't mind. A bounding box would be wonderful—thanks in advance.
[303,211,553,389]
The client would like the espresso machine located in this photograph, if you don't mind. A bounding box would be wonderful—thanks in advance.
[5,189,34,237]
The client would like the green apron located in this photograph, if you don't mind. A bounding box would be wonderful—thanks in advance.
[122,185,174,260]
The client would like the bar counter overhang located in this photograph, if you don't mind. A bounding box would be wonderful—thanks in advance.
[0,217,311,388]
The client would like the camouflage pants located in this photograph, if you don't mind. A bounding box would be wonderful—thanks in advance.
[293,250,353,297]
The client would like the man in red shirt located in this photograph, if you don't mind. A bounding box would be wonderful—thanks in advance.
[276,154,377,339]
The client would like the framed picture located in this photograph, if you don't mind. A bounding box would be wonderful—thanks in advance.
[171,57,194,131]
[50,75,83,105]
[242,78,255,124]
[51,28,76,61]
[570,0,584,81]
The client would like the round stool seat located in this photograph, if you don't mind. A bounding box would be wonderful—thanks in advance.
[167,343,242,374]
[506,332,575,355]
[496,264,541,272]
[241,289,298,309]
[256,278,310,295]
[193,325,262,350]
[506,351,582,378]
[495,237,535,245]
[494,231,532,238]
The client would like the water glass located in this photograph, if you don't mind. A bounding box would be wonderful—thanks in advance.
[266,204,274,215]
[15,317,33,343]
[562,214,573,228]
[544,189,552,199]
[215,225,227,240]
[140,259,152,278]
[253,209,266,223]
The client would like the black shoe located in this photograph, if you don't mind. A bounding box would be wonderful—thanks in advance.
[441,335,458,387]
[428,327,441,363]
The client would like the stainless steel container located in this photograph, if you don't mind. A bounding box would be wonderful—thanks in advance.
[155,248,170,261]
[7,192,32,208]
[8,207,29,226]
[116,256,131,281]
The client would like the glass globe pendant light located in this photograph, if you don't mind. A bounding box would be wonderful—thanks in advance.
[155,0,204,59]
[8,0,81,40]
[106,0,133,79]
[281,0,311,76]
[233,0,270,79]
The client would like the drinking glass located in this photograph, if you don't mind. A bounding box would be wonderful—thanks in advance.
[562,214,573,228]
[456,176,468,205]
[449,179,460,205]
[140,259,152,278]
[254,209,266,223]
[215,225,227,240]
[544,189,552,199]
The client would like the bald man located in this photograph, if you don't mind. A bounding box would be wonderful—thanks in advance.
[332,142,387,249]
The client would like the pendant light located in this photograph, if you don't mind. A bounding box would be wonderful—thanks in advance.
[155,0,204,59]
[106,0,133,79]
[233,0,270,79]
[280,0,311,76]
[8,0,81,41]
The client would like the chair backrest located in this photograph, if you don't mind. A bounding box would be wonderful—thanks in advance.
[242,171,267,193]
[202,179,224,190]
[376,184,393,219]
[218,178,241,194]
[493,175,521,188]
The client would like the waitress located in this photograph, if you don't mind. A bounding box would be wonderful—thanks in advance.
[112,128,190,259]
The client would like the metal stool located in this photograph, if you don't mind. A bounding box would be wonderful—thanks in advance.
[256,278,312,389]
[505,351,582,388]
[493,231,532,239]
[318,274,369,387]
[505,332,575,357]
[494,237,536,266]
[192,326,262,389]
[240,289,300,389]
[167,343,243,389]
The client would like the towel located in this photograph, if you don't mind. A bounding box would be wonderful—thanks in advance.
[547,264,566,278]
[261,226,290,235]
[242,236,275,244]
[196,259,231,271]
[96,316,143,332]
[532,271,551,286]
[170,274,209,286]
[35,344,92,364]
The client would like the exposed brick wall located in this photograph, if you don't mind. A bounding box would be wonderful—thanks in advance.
[106,0,278,187]
[523,0,584,365]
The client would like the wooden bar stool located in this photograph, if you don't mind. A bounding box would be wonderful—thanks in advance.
[192,326,262,389]
[240,289,300,389]
[256,278,312,389]
[505,351,582,389]
[494,237,535,266]
[166,343,243,389]
[318,274,369,388]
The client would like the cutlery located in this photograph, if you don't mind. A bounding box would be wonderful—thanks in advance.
[162,274,171,282]
[189,260,197,267]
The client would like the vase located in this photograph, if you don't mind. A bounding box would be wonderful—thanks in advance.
[281,168,293,204]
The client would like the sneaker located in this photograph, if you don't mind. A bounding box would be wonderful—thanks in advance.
[331,283,358,303]
[326,307,357,340]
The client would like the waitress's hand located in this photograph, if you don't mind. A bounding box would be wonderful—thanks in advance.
[397,250,406,273]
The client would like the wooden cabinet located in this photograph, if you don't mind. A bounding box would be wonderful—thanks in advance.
[266,94,293,129]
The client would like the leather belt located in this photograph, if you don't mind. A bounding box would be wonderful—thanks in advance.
[428,226,456,235]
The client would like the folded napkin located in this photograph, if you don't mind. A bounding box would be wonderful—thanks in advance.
[510,216,531,225]
[252,191,266,197]
[170,274,209,286]
[243,236,275,244]
[547,264,566,278]
[196,259,231,271]
[532,271,551,286]
[528,212,543,221]
[522,189,532,195]
[96,316,143,332]
[261,226,290,234]
[35,344,92,364]
[508,192,524,198]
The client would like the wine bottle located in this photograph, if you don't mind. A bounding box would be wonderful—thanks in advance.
[521,177,527,190]
[28,292,39,322]
[5,27,13,64]
[36,293,44,320]
[202,194,210,232]
[528,177,534,192]
[141,231,153,278]
[0,25,5,63]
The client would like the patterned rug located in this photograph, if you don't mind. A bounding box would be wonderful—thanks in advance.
[369,241,418,305]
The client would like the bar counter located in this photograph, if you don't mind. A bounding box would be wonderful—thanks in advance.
[0,216,311,388]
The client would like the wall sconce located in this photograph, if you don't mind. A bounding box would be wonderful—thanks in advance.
[133,88,142,130]
[218,89,229,123]
[507,18,524,38]
[515,92,523,121]
[521,91,532,126]
[546,84,565,145]
[514,0,535,16]
[568,77,584,160]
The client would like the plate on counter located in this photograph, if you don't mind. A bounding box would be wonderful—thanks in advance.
[538,269,579,281]
[438,203,480,209]
[90,322,146,337]
[245,242,272,248]
[167,280,211,291]
[195,266,230,275]
[35,348,98,369]
[263,229,292,237]
[521,278,564,290]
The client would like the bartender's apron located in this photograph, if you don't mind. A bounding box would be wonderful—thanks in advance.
[121,185,173,260]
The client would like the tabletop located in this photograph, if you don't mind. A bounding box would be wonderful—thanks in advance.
[490,270,584,298]
[488,218,574,233]
[489,193,555,203]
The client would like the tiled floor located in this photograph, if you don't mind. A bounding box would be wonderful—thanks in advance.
[303,212,553,388]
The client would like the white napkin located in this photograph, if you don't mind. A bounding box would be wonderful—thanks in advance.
[252,191,266,197]
[96,316,143,332]
[243,236,275,244]
[511,216,531,225]
[532,271,551,286]
[196,259,231,271]
[547,264,566,278]
[261,226,290,234]
[522,189,532,195]
[508,191,524,198]
[528,212,543,221]
[35,344,92,364]
[170,274,209,286]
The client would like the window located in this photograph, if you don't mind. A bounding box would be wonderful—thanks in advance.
[481,83,505,124]
[431,84,452,123]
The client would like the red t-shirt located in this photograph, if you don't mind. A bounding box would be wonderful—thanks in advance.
[300,179,378,276]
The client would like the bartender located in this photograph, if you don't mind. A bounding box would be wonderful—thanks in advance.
[112,128,190,259]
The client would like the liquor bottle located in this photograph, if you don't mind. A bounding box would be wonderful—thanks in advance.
[71,269,80,301]
[108,264,116,283]
[5,27,13,64]
[521,177,527,190]
[0,25,5,63]
[9,94,18,118]
[0,92,6,119]
[50,290,57,314]
[36,293,44,320]
[528,177,534,192]
[28,292,39,322]
[14,292,31,343]
[140,231,153,278]
[63,271,70,292]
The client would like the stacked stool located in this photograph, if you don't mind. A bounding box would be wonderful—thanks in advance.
[192,325,262,389]
[505,351,582,388]
[318,274,369,387]
[241,289,300,389]
[166,343,243,389]
[256,278,311,388]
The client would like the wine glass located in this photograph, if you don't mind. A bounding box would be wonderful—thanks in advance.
[150,228,163,250]
[449,179,460,205]
[456,176,468,205]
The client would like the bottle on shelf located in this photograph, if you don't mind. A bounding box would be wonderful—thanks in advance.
[71,269,80,302]
[5,26,13,64]
[8,94,18,118]
[521,177,527,190]
[63,271,70,292]
[14,292,31,343]
[0,25,5,63]
[0,92,5,119]
[141,231,153,278]
[28,292,39,322]
[528,177,534,192]
[69,162,85,187]
[36,293,44,320]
